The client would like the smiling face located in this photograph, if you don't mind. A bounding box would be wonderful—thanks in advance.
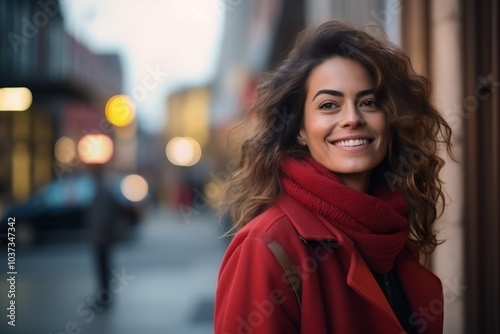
[298,56,389,192]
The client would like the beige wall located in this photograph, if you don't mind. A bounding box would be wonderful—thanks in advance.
[429,0,465,333]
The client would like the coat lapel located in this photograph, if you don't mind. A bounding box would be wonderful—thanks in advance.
[313,211,404,329]
[396,248,444,333]
[277,194,412,331]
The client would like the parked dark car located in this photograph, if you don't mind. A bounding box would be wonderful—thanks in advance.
[0,172,150,246]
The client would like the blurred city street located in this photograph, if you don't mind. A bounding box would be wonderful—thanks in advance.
[0,206,226,334]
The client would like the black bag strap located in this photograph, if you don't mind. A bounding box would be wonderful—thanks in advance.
[267,240,302,310]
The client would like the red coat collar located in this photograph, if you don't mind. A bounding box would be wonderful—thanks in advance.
[276,193,348,243]
[276,193,443,331]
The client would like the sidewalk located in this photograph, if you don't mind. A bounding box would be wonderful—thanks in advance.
[0,205,227,334]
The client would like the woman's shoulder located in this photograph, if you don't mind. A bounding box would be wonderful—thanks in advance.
[236,200,298,243]
[220,199,316,288]
[230,193,338,249]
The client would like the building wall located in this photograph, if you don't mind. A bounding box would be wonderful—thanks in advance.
[0,0,123,206]
[461,0,500,332]
[306,0,401,44]
[210,0,283,127]
[428,0,465,333]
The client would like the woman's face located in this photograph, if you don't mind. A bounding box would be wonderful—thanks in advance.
[299,56,388,189]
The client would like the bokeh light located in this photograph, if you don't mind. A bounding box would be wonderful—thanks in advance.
[121,174,149,202]
[0,87,33,111]
[54,136,76,163]
[105,94,136,127]
[204,180,223,205]
[77,134,114,164]
[165,136,202,167]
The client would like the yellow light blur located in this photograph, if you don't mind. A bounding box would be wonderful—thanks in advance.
[182,88,210,146]
[204,181,222,205]
[167,87,210,147]
[165,136,202,166]
[54,137,76,163]
[121,174,148,202]
[12,143,30,200]
[105,95,136,127]
[0,87,33,111]
[77,134,114,164]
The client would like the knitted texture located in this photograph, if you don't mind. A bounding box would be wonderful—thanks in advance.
[281,156,409,273]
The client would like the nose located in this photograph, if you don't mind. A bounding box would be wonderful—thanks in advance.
[339,102,365,128]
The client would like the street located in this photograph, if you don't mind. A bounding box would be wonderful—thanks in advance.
[0,206,227,334]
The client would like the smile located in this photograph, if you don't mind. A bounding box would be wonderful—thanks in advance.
[332,139,372,147]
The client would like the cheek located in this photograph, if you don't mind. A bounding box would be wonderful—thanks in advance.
[369,114,389,150]
[306,115,332,138]
[378,124,390,155]
[372,114,388,138]
[379,124,389,142]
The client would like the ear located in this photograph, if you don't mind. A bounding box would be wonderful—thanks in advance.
[297,129,307,146]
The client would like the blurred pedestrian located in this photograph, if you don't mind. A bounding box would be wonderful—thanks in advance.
[85,165,123,306]
[215,21,453,333]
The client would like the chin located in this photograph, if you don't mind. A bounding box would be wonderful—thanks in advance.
[325,162,376,175]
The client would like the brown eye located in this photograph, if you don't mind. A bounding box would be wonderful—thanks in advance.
[319,102,337,110]
[360,100,378,108]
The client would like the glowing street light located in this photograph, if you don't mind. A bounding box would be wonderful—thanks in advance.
[121,174,149,202]
[77,134,114,164]
[54,136,76,163]
[105,94,136,127]
[0,87,33,111]
[165,136,202,166]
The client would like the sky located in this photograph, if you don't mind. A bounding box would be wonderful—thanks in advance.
[59,0,225,134]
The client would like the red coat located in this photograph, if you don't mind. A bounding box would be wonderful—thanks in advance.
[215,194,444,333]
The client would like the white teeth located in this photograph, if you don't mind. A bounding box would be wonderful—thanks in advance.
[334,139,370,147]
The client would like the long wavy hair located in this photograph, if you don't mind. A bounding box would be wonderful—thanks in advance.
[220,21,453,254]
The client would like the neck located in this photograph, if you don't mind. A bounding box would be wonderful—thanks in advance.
[336,171,371,193]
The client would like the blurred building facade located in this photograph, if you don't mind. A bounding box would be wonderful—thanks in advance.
[162,86,212,208]
[209,0,499,333]
[0,0,123,207]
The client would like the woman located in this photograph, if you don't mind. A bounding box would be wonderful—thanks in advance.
[215,21,452,334]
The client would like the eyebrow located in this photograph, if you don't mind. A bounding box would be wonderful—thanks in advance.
[312,88,374,101]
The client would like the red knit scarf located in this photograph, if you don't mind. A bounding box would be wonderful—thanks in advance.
[281,156,410,273]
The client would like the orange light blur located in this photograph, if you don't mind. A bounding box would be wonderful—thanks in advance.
[54,136,76,163]
[121,174,148,202]
[77,134,114,164]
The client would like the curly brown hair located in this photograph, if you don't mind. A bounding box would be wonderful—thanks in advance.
[220,21,453,254]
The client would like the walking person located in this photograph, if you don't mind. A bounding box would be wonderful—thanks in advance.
[85,165,124,307]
